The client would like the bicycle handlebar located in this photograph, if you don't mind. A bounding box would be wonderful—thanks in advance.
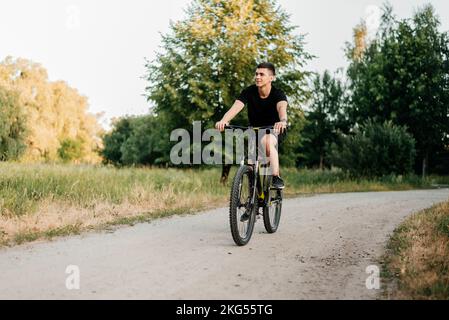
[224,125,275,130]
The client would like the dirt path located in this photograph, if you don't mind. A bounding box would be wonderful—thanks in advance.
[0,189,447,300]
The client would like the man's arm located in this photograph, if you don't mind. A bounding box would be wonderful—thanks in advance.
[215,100,245,131]
[275,100,288,134]
[277,101,288,122]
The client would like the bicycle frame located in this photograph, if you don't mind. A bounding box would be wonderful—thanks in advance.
[252,162,273,212]
[225,125,275,210]
[225,125,284,245]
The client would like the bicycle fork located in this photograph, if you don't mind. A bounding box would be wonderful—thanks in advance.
[249,160,260,210]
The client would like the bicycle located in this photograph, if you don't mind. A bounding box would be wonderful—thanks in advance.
[225,125,283,246]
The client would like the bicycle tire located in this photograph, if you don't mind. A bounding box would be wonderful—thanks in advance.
[229,166,257,246]
[263,187,282,234]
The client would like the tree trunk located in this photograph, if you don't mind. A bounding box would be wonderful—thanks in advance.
[319,154,324,171]
[221,164,232,185]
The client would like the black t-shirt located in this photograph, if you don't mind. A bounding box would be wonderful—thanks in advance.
[237,85,288,127]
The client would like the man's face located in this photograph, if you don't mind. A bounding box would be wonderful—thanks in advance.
[255,68,275,87]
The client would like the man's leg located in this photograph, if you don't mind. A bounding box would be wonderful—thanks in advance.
[261,134,284,189]
[261,134,280,176]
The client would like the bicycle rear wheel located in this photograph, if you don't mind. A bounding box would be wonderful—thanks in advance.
[263,188,282,234]
[229,166,257,246]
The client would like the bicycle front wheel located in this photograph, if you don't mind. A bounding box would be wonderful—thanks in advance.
[229,166,257,246]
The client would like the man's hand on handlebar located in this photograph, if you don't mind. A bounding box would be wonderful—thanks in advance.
[216,122,287,133]
[274,121,287,134]
[215,121,229,132]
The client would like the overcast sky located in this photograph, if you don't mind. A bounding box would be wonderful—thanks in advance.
[1,0,449,129]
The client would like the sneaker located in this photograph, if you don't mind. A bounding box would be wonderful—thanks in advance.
[272,176,285,189]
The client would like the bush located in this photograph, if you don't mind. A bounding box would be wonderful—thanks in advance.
[329,120,416,177]
[58,138,84,162]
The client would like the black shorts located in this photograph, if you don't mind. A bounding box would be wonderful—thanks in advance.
[277,130,287,147]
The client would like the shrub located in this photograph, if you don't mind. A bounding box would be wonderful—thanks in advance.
[329,120,416,177]
[58,138,84,162]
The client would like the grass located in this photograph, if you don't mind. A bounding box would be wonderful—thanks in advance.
[0,162,447,247]
[381,201,449,300]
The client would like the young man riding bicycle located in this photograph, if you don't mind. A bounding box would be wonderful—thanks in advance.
[215,62,288,190]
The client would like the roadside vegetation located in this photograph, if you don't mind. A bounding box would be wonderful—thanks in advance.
[1,162,448,247]
[382,201,449,300]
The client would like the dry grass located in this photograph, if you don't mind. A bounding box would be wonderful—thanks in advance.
[0,163,229,245]
[0,185,226,245]
[382,201,449,300]
[0,163,447,247]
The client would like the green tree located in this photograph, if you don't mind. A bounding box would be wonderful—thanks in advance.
[101,114,172,166]
[145,0,311,177]
[347,4,449,177]
[101,117,134,165]
[300,70,350,169]
[0,86,27,161]
[120,115,172,166]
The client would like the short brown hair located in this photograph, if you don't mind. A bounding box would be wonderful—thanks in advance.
[256,62,276,75]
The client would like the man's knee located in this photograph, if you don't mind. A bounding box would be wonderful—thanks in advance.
[261,134,278,156]
[265,134,278,147]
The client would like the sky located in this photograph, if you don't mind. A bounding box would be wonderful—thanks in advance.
[1,0,449,129]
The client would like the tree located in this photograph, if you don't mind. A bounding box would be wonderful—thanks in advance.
[101,114,172,166]
[120,115,172,166]
[101,117,134,165]
[145,0,312,180]
[300,70,350,169]
[0,86,27,161]
[347,4,449,177]
[0,57,103,163]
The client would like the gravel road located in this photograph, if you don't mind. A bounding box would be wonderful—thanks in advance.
[0,189,447,300]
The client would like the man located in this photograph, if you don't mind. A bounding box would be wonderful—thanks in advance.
[215,62,288,189]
